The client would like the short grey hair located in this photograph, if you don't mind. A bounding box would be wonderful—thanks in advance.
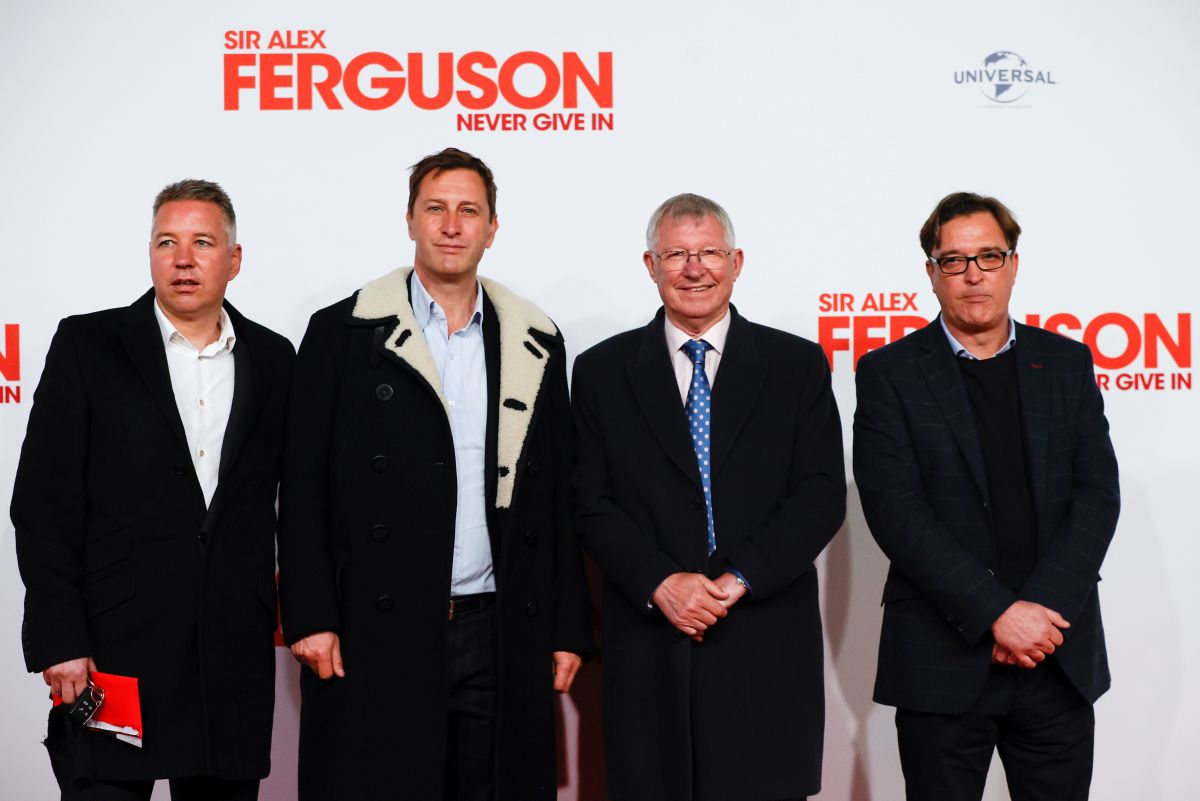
[645,193,736,251]
[151,179,237,244]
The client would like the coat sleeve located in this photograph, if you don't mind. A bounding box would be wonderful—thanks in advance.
[853,351,1015,645]
[546,346,595,658]
[11,319,93,672]
[277,311,344,644]
[1020,347,1119,626]
[717,344,847,600]
[571,352,683,611]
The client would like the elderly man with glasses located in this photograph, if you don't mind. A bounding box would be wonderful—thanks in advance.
[572,193,846,801]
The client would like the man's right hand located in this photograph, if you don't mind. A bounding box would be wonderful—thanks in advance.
[652,573,729,641]
[990,600,1069,669]
[43,656,97,705]
[290,631,345,679]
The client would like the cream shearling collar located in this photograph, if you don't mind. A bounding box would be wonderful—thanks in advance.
[351,267,558,508]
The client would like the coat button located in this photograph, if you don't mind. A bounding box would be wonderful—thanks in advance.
[525,459,540,476]
[371,455,390,473]
[376,596,394,612]
[526,600,539,617]
[173,464,186,477]
[198,531,208,545]
[376,384,394,401]
[689,499,704,511]
[371,525,389,542]
[673,631,685,642]
[523,529,538,547]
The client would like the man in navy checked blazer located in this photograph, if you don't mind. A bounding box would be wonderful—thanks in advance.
[853,192,1120,801]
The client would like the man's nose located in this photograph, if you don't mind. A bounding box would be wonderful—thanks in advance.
[681,256,706,279]
[173,244,194,266]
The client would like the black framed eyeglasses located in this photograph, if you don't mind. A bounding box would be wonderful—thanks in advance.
[928,249,1013,275]
[650,248,733,270]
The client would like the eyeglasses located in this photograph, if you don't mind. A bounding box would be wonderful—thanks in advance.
[928,249,1013,275]
[650,248,733,270]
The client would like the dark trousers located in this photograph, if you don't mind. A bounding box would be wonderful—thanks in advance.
[59,777,258,801]
[445,597,498,801]
[896,659,1094,801]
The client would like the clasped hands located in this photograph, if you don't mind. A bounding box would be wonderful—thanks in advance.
[651,571,747,642]
[989,600,1070,669]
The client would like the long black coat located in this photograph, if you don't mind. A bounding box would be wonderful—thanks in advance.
[572,307,846,801]
[853,319,1120,714]
[278,268,593,801]
[11,291,295,780]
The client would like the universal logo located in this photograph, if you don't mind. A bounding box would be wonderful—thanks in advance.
[955,51,1056,106]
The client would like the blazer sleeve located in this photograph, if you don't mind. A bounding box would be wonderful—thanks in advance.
[716,345,847,600]
[546,346,595,658]
[571,353,683,611]
[1020,347,1119,625]
[277,311,344,644]
[11,319,93,672]
[853,352,1016,645]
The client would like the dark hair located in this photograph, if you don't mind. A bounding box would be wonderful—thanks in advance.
[152,179,237,242]
[919,192,1021,257]
[407,148,497,221]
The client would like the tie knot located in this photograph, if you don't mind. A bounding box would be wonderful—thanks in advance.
[682,339,711,366]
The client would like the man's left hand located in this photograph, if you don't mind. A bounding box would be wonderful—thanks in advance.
[713,572,748,610]
[552,651,582,693]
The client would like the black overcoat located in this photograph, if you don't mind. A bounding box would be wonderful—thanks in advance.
[853,319,1120,714]
[12,290,295,780]
[277,268,593,801]
[571,307,846,801]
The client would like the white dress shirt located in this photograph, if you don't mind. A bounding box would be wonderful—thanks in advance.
[664,310,732,403]
[411,272,495,596]
[153,300,236,508]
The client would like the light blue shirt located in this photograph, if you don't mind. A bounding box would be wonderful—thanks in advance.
[411,272,495,595]
[940,316,1017,361]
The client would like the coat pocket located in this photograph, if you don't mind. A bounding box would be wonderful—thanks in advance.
[83,527,131,574]
[83,563,135,618]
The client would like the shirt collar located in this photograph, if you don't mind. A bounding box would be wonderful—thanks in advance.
[940,315,1015,360]
[664,308,731,356]
[411,270,484,332]
[153,298,236,353]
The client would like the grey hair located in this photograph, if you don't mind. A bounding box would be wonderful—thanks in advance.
[151,179,237,244]
[645,193,736,251]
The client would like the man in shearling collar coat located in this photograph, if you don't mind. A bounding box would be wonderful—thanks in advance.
[277,148,593,801]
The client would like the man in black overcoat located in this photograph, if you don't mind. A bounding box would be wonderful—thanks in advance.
[12,179,295,800]
[571,193,846,801]
[277,148,593,801]
[853,192,1120,801]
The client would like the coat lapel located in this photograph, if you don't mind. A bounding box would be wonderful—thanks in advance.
[349,268,449,413]
[709,308,767,479]
[119,291,191,457]
[349,267,559,509]
[915,319,990,500]
[626,311,703,490]
[201,302,262,532]
[1014,323,1050,521]
[478,276,559,509]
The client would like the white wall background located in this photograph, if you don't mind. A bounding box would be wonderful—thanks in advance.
[1,1,1196,798]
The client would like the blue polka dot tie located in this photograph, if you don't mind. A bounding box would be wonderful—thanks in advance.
[682,339,716,555]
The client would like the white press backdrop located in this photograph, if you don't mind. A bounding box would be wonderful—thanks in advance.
[1,1,1197,799]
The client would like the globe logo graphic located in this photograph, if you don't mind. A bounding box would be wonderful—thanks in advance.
[980,51,1029,103]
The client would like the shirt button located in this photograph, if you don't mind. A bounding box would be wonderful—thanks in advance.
[199,449,206,458]
[198,399,205,407]
[448,400,456,408]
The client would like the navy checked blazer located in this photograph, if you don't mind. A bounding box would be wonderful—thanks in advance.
[853,317,1120,715]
